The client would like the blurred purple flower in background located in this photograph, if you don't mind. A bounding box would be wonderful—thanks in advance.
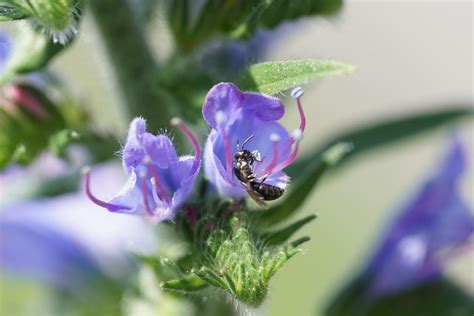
[365,138,474,298]
[203,83,306,198]
[0,33,11,74]
[84,117,201,223]
[0,163,157,295]
[0,218,108,295]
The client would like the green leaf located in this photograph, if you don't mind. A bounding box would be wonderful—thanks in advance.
[0,4,29,21]
[323,276,474,316]
[253,143,351,227]
[174,0,343,53]
[288,106,474,179]
[240,59,354,94]
[259,214,317,246]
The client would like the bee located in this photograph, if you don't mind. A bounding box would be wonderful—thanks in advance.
[233,135,285,206]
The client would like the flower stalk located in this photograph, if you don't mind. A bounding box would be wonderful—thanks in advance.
[88,0,172,131]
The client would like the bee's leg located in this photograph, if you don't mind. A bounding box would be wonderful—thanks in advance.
[258,177,268,184]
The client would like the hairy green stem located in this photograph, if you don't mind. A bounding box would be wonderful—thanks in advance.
[88,0,171,130]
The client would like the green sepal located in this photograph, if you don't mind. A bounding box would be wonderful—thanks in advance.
[0,3,29,21]
[160,274,208,292]
[197,214,310,307]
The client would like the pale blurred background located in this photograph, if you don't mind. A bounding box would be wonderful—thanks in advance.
[7,1,473,315]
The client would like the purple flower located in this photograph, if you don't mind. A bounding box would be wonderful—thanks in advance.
[365,138,474,297]
[0,218,107,295]
[84,117,201,222]
[0,32,11,74]
[202,82,306,198]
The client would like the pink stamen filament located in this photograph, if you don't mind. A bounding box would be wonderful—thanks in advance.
[145,162,171,204]
[140,174,154,216]
[261,94,306,176]
[150,177,165,208]
[83,168,131,212]
[221,127,233,180]
[272,142,300,174]
[171,118,202,175]
[262,141,279,176]
[296,97,306,132]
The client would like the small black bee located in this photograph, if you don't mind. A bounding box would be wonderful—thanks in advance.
[233,135,285,206]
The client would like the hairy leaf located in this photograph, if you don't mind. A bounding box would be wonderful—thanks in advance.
[240,59,354,94]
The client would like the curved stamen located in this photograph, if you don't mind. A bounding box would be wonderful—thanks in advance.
[171,117,201,175]
[150,177,164,205]
[215,111,233,180]
[291,87,306,132]
[139,172,154,216]
[143,156,171,204]
[264,129,303,176]
[82,166,131,212]
[261,133,280,176]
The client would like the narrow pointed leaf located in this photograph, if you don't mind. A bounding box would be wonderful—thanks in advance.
[260,214,317,246]
[288,106,474,179]
[240,59,354,94]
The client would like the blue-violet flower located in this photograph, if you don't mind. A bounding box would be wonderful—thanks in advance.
[84,117,201,222]
[202,82,306,198]
[365,138,474,297]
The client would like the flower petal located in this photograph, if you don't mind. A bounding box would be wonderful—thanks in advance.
[202,82,284,129]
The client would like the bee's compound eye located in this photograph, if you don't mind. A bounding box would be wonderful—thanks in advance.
[234,152,241,159]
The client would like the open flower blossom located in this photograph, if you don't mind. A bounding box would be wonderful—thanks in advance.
[364,138,474,297]
[202,82,306,198]
[84,117,201,222]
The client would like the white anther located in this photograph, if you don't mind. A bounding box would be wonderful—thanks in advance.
[150,177,156,185]
[291,86,304,99]
[215,111,225,124]
[143,155,152,164]
[270,133,281,142]
[291,129,303,141]
[81,165,91,175]
[170,117,182,126]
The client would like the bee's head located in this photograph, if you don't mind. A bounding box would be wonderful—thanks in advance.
[234,150,252,161]
[234,151,243,160]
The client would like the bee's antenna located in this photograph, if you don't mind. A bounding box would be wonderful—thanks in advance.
[241,134,255,149]
[237,139,241,151]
